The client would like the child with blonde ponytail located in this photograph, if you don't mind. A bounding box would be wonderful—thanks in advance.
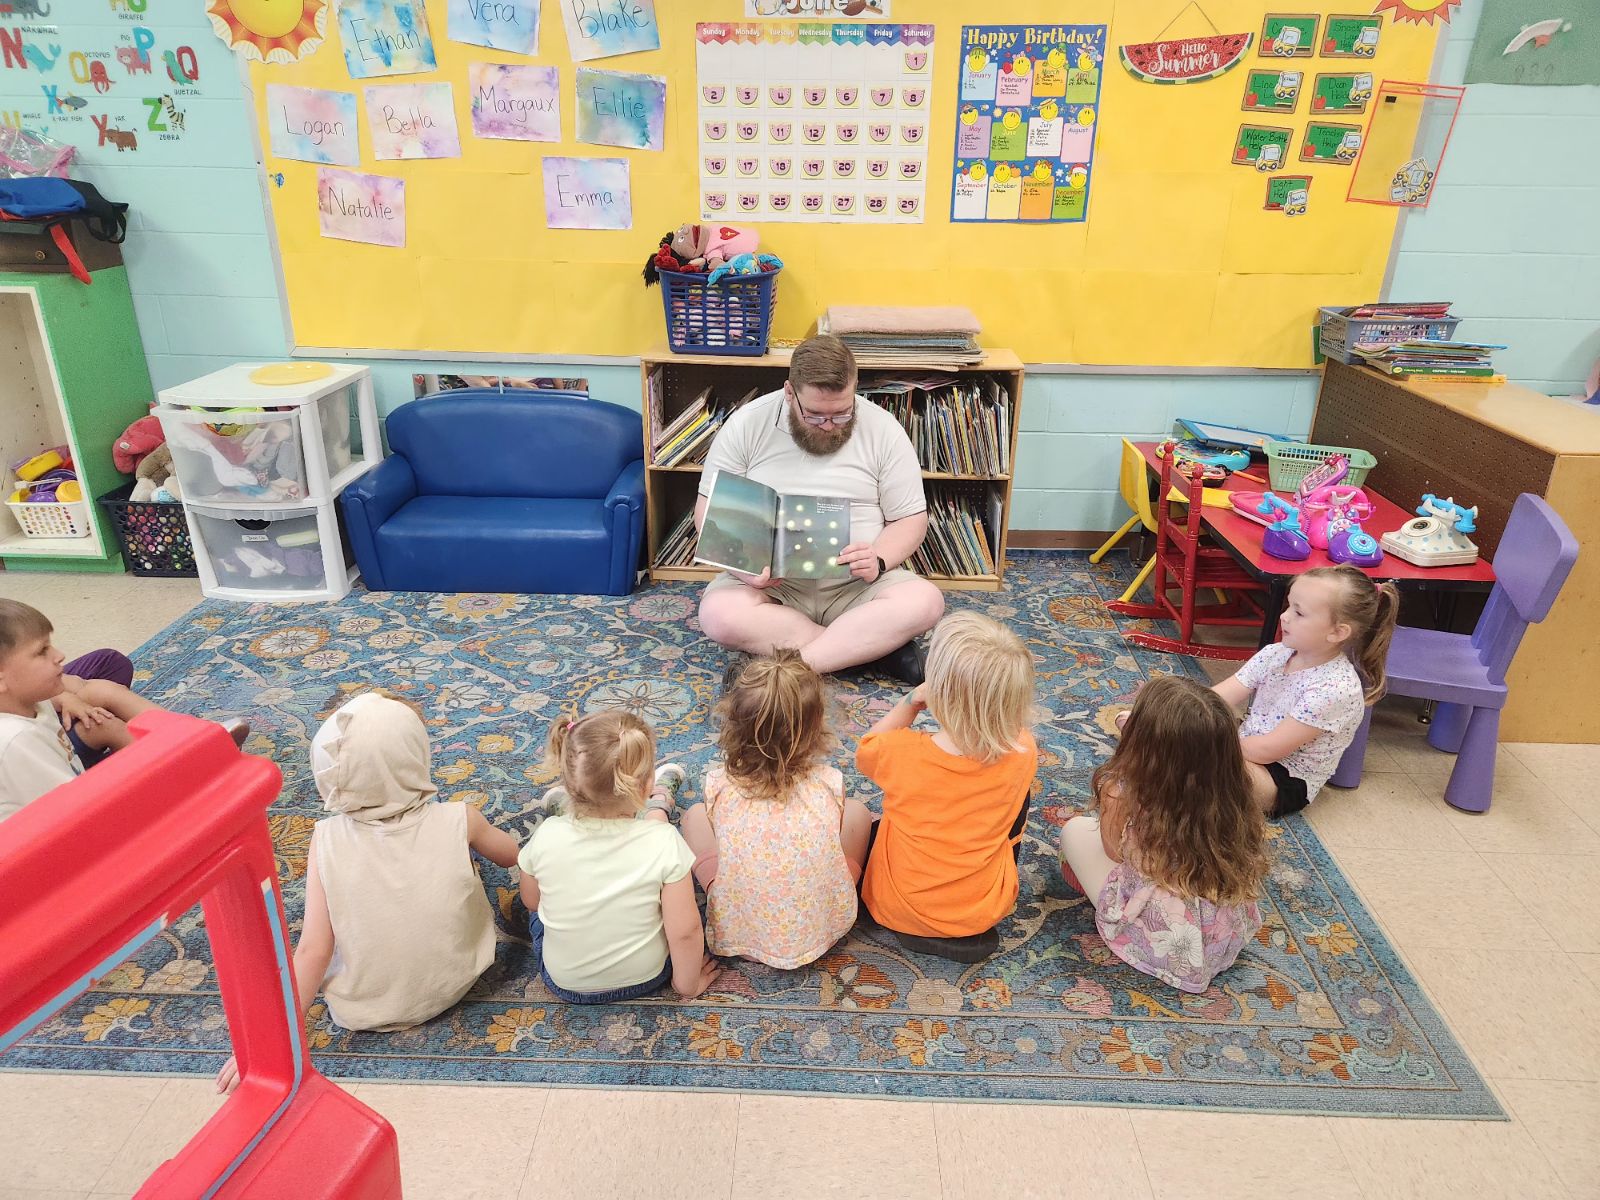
[517,711,718,1002]
[1212,565,1400,818]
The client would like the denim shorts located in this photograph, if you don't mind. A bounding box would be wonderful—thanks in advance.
[527,912,671,1004]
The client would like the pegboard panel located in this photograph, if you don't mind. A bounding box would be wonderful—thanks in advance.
[1311,362,1555,557]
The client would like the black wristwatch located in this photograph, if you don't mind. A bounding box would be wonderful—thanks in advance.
[875,555,888,580]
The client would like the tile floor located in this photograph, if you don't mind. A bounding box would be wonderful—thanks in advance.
[1,569,1597,1200]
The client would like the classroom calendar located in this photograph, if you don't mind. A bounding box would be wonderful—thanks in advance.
[695,22,934,224]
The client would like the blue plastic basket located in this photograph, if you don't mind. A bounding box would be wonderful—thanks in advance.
[658,267,780,356]
[1318,305,1461,365]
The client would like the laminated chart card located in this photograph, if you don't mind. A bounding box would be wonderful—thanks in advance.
[949,23,1107,223]
[695,22,934,224]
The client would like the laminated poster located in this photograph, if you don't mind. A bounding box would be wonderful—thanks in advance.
[448,0,540,56]
[1321,15,1382,58]
[318,168,405,246]
[1259,13,1318,58]
[1300,119,1362,164]
[950,22,1107,223]
[559,0,660,62]
[364,82,462,158]
[575,67,667,150]
[695,22,935,224]
[543,156,631,228]
[267,85,361,165]
[1232,123,1292,171]
[1264,173,1311,213]
[1310,72,1373,114]
[469,63,561,141]
[1241,66,1302,112]
[338,0,438,78]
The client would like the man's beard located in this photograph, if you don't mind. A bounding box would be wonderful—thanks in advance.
[789,409,856,456]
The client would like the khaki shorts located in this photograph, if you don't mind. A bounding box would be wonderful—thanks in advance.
[704,566,922,626]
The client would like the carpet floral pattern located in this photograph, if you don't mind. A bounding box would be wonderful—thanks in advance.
[7,553,1499,1116]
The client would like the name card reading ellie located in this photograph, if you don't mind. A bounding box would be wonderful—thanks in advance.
[318,168,406,247]
[470,62,560,141]
[575,67,665,150]
[542,155,631,229]
[365,82,462,159]
[268,85,360,166]
[448,0,540,55]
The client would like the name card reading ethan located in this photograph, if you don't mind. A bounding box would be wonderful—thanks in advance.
[268,85,360,166]
[318,168,405,247]
[365,82,462,159]
[575,67,665,150]
[470,62,560,141]
[339,0,438,78]
[448,0,540,55]
[542,155,631,228]
[558,0,659,62]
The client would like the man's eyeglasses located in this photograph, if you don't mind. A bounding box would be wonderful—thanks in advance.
[788,386,856,427]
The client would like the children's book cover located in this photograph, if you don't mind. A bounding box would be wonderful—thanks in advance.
[696,471,851,579]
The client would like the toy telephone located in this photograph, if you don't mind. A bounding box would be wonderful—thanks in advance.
[1380,494,1480,567]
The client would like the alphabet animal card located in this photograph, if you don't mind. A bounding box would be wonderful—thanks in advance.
[694,22,934,224]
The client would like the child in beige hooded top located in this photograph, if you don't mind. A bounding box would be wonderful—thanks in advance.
[217,691,520,1091]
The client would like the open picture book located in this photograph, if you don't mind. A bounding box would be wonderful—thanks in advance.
[695,470,853,580]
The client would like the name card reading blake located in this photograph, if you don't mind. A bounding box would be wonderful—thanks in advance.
[365,82,462,159]
[318,168,406,247]
[470,62,561,141]
[559,0,659,62]
[268,85,360,166]
[575,67,665,150]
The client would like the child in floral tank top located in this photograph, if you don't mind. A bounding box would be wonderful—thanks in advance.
[680,650,872,968]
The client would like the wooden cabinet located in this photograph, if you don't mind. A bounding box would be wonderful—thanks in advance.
[640,348,1024,592]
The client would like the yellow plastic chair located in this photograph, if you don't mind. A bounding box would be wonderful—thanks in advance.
[1092,439,1232,603]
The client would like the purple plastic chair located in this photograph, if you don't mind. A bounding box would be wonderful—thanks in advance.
[1329,493,1579,813]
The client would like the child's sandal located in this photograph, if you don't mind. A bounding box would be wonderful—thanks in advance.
[643,763,687,817]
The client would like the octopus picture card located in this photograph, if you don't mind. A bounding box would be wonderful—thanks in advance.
[559,0,660,62]
[470,63,561,141]
[318,168,406,247]
[575,67,666,150]
[268,85,361,165]
[448,0,540,55]
[366,83,462,159]
[543,156,631,228]
[339,0,438,78]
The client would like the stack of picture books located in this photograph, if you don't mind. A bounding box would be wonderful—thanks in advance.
[864,377,1012,475]
[654,509,698,567]
[1353,339,1505,383]
[911,485,1000,578]
[1345,301,1453,321]
[652,385,759,467]
[819,306,985,371]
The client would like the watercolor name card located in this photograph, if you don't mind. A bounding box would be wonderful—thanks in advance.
[365,82,462,158]
[575,67,666,150]
[542,156,631,228]
[559,0,660,62]
[339,0,438,78]
[469,62,560,141]
[448,0,540,55]
[268,85,360,165]
[318,167,406,246]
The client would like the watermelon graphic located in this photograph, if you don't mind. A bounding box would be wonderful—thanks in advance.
[1120,32,1253,83]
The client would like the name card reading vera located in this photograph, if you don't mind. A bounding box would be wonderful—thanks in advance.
[448,0,540,55]
[268,85,360,166]
[318,168,406,247]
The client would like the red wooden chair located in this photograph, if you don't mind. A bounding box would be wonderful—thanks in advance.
[1108,441,1269,660]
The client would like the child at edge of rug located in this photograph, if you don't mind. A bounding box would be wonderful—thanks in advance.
[1211,564,1400,819]
[680,648,872,969]
[215,690,521,1093]
[519,711,719,1003]
[1059,676,1268,995]
[858,610,1038,964]
[0,598,247,825]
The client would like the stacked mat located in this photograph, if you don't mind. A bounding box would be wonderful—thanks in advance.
[819,306,985,370]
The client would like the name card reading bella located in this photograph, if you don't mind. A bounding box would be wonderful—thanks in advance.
[470,62,560,141]
[268,85,360,166]
[542,155,631,229]
[575,67,665,150]
[365,82,462,159]
[448,0,540,55]
[318,168,406,247]
[339,0,438,79]
[559,0,659,62]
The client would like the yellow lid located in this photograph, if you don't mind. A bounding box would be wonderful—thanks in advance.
[250,362,336,386]
[54,480,83,503]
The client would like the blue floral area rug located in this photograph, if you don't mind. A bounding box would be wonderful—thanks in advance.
[7,552,1500,1117]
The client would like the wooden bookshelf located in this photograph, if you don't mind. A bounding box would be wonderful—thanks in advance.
[640,347,1025,592]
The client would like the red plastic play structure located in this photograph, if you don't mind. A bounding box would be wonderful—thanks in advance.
[0,710,400,1199]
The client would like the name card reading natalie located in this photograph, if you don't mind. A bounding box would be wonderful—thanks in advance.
[448,0,541,55]
[268,84,360,166]
[542,155,631,228]
[558,0,659,62]
[318,168,406,246]
[339,0,438,78]
[470,62,561,141]
[365,82,463,159]
[575,67,665,150]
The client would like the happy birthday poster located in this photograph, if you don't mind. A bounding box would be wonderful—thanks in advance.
[949,22,1106,223]
[695,22,934,224]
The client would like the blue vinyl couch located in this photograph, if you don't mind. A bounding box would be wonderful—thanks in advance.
[342,389,646,596]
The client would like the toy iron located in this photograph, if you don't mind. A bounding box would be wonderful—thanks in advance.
[1380,494,1480,567]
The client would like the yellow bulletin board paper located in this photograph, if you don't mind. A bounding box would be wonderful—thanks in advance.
[248,1,1443,366]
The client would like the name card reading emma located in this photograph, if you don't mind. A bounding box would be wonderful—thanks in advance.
[339,0,438,78]
[470,62,560,141]
[318,168,406,247]
[365,82,462,159]
[542,155,631,229]
[575,67,665,150]
[448,0,540,55]
[559,0,659,62]
[268,85,360,166]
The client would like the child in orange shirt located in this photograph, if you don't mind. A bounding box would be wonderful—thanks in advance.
[858,611,1037,962]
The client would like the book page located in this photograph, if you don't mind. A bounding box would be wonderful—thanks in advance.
[694,470,779,577]
[774,493,852,581]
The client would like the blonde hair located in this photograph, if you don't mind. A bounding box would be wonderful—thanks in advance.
[789,333,857,396]
[0,599,52,658]
[1300,565,1400,703]
[1093,676,1266,905]
[543,710,657,818]
[716,648,834,801]
[923,611,1035,763]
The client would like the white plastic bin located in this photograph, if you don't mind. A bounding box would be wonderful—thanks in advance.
[187,500,355,602]
[158,407,312,505]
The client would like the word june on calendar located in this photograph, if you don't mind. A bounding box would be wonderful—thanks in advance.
[695,22,935,224]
